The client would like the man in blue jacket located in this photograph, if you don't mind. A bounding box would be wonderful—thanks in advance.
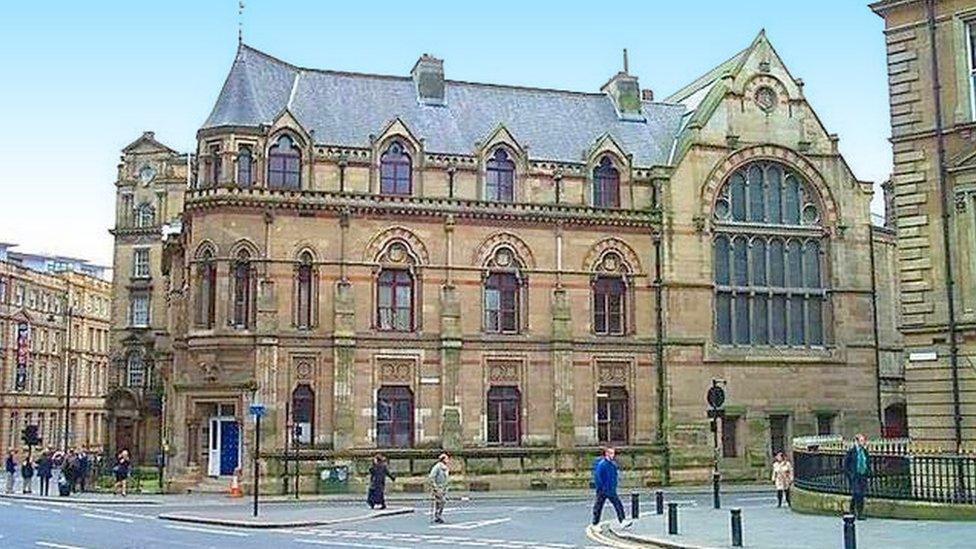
[591,446,632,527]
[843,434,870,520]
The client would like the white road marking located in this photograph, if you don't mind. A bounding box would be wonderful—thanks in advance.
[165,524,249,537]
[294,538,411,549]
[735,496,775,502]
[36,542,87,549]
[0,500,11,505]
[78,508,151,520]
[430,517,512,530]
[23,504,61,513]
[80,513,133,523]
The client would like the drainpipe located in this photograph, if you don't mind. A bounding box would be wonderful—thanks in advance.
[653,182,670,484]
[925,0,963,452]
[868,223,884,437]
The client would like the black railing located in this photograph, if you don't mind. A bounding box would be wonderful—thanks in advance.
[794,449,976,504]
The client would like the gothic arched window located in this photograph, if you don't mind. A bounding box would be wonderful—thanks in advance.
[379,142,412,195]
[377,269,413,331]
[231,249,252,329]
[267,134,301,189]
[237,146,253,187]
[195,247,217,328]
[713,161,827,347]
[592,156,620,208]
[295,251,315,330]
[486,148,515,202]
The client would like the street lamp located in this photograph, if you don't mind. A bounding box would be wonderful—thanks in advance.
[706,378,727,509]
[50,305,74,453]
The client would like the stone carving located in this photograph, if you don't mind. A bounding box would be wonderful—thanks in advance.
[364,226,430,265]
[582,237,642,273]
[755,86,777,112]
[597,362,629,385]
[199,362,220,383]
[487,361,521,383]
[473,232,535,269]
[295,359,313,380]
[379,360,413,383]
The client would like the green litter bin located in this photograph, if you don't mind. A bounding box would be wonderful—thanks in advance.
[317,464,350,494]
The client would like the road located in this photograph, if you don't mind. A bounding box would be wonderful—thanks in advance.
[0,490,779,548]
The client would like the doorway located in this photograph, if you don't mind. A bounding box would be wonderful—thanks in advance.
[207,407,240,477]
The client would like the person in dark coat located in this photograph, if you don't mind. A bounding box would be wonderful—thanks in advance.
[591,446,632,528]
[65,449,80,492]
[843,433,871,520]
[114,449,130,497]
[20,451,34,494]
[4,450,17,494]
[36,451,53,496]
[367,454,395,509]
[77,451,90,492]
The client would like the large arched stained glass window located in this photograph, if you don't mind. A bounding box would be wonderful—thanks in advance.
[713,161,827,347]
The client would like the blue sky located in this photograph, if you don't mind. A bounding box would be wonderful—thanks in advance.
[0,1,890,266]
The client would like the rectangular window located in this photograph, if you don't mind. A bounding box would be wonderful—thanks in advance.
[130,294,150,327]
[209,143,222,185]
[484,273,519,334]
[593,277,626,335]
[722,416,739,458]
[968,22,976,121]
[487,386,521,445]
[817,413,835,436]
[133,248,150,278]
[769,414,790,457]
[596,387,629,444]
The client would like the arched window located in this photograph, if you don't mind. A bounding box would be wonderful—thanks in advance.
[376,269,413,331]
[593,276,626,335]
[195,248,216,328]
[232,250,252,329]
[292,384,314,445]
[295,252,315,330]
[597,386,628,444]
[379,142,412,195]
[592,156,620,208]
[376,386,413,448]
[135,203,155,228]
[485,148,515,202]
[487,386,520,445]
[126,354,145,388]
[267,134,301,188]
[713,161,827,347]
[237,146,253,187]
[483,246,525,334]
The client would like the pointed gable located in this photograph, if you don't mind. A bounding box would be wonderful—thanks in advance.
[122,131,177,155]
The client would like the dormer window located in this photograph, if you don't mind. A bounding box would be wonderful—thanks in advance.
[486,149,515,202]
[380,142,412,195]
[267,134,301,189]
[237,146,253,187]
[593,156,620,208]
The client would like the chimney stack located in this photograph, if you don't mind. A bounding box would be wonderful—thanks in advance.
[641,89,654,102]
[411,54,445,106]
[601,49,643,121]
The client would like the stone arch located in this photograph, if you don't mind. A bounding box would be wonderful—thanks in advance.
[229,239,260,258]
[699,144,839,230]
[363,226,430,266]
[582,237,643,274]
[291,241,319,262]
[472,231,535,269]
[194,240,217,260]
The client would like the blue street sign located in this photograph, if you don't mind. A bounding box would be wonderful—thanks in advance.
[249,404,266,418]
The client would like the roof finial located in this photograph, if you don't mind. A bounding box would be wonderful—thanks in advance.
[238,0,245,44]
[623,48,629,73]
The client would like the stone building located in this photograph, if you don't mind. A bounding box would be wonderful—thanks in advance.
[117,31,897,488]
[872,0,976,450]
[0,257,111,456]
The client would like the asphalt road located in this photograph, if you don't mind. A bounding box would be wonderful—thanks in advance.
[0,490,781,548]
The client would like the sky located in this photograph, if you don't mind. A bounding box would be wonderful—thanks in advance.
[0,0,891,266]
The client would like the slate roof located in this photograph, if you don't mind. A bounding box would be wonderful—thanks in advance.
[203,44,687,167]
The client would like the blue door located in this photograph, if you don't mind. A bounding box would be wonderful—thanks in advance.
[219,421,239,476]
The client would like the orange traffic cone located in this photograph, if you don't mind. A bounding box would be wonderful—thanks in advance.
[228,468,243,498]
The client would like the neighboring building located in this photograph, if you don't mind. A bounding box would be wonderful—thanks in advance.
[106,132,188,464]
[121,32,895,488]
[0,260,111,456]
[871,0,976,450]
[0,243,109,280]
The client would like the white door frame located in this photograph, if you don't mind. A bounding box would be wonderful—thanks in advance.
[207,415,237,477]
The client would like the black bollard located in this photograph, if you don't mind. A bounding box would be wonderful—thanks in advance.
[667,502,679,535]
[713,471,721,509]
[843,514,856,549]
[730,508,743,547]
[631,492,640,519]
[655,490,664,515]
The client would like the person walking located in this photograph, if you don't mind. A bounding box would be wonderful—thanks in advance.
[772,451,793,507]
[4,450,17,494]
[427,453,450,524]
[36,450,53,497]
[77,451,90,492]
[114,449,130,497]
[20,451,34,494]
[844,434,871,520]
[367,454,396,510]
[591,446,632,528]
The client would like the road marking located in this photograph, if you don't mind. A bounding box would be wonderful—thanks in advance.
[36,542,87,549]
[23,504,61,513]
[165,524,249,537]
[294,538,411,549]
[430,517,512,530]
[81,513,133,523]
[735,496,774,502]
[0,500,11,506]
[79,508,153,520]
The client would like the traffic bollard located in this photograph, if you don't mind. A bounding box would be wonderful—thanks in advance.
[713,471,721,509]
[843,514,856,549]
[667,502,679,535]
[655,490,664,515]
[730,508,743,547]
[631,492,640,519]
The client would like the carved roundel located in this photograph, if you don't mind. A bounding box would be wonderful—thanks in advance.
[473,231,535,269]
[296,360,313,380]
[378,360,414,383]
[755,86,777,112]
[582,237,643,274]
[743,74,788,114]
[364,226,429,265]
[597,362,629,385]
[488,360,521,383]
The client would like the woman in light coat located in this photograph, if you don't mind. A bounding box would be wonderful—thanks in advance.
[772,451,794,507]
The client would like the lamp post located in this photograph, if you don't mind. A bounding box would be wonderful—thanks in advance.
[51,305,74,453]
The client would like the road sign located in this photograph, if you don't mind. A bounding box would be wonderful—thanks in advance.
[249,404,266,418]
[706,385,725,409]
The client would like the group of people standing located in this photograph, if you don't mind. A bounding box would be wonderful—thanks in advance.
[3,447,132,497]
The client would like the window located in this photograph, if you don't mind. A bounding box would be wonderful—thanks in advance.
[121,194,133,226]
[376,269,413,331]
[135,203,155,228]
[487,386,520,445]
[769,415,789,457]
[129,294,149,327]
[208,143,222,185]
[597,387,628,444]
[593,276,626,335]
[232,250,252,329]
[267,134,301,188]
[379,142,412,195]
[967,22,976,121]
[485,149,515,202]
[722,416,740,458]
[593,156,620,208]
[0,278,6,303]
[132,248,150,278]
[376,386,413,448]
[195,249,216,328]
[237,146,253,186]
[713,161,827,347]
[817,413,835,436]
[126,354,145,388]
[484,272,520,333]
[292,384,314,445]
[295,252,314,329]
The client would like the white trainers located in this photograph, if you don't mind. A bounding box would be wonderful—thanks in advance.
[621,519,634,529]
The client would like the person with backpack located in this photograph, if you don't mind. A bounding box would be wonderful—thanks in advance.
[591,446,632,528]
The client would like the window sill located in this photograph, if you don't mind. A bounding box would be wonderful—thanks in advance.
[704,343,840,364]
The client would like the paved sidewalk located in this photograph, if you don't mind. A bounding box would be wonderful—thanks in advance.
[158,503,413,528]
[593,505,976,548]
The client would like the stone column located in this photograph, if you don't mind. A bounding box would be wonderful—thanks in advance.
[552,227,575,450]
[332,210,356,450]
[440,216,462,450]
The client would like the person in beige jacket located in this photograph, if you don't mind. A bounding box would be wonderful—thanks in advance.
[772,452,794,507]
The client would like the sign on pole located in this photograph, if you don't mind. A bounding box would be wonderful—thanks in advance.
[249,403,266,418]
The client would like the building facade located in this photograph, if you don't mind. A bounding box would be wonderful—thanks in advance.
[116,32,897,488]
[872,0,976,450]
[0,259,111,457]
